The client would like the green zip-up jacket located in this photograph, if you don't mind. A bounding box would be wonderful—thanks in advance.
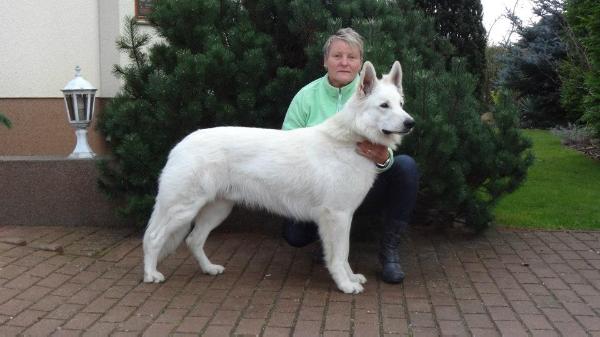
[282,74,359,130]
[281,74,394,172]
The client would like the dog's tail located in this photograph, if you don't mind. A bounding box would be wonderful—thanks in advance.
[145,204,194,262]
[158,222,192,262]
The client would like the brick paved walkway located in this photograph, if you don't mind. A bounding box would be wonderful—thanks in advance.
[1,224,600,336]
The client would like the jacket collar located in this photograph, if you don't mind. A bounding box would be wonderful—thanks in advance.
[321,74,360,98]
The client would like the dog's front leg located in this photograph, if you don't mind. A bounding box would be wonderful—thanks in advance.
[318,210,364,294]
[345,262,367,284]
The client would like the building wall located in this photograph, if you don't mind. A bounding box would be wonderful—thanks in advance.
[0,98,110,156]
[0,0,102,98]
[0,0,160,156]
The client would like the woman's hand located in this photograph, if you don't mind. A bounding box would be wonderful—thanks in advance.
[356,140,389,165]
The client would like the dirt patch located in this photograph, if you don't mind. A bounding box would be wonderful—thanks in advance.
[568,142,600,161]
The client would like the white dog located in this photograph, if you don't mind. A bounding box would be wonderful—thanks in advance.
[143,61,414,294]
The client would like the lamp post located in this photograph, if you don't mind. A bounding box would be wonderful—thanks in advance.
[62,66,97,158]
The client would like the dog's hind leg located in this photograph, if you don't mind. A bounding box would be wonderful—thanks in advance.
[318,210,364,294]
[143,198,207,283]
[186,199,234,275]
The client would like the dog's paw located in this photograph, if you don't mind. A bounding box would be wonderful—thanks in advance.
[338,281,364,294]
[203,264,225,276]
[350,273,367,284]
[143,270,165,283]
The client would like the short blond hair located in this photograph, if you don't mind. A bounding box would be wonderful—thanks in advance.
[322,28,364,60]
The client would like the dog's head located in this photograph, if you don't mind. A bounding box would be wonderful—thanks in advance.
[354,61,414,149]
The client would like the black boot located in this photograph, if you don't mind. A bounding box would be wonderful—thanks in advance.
[379,221,406,284]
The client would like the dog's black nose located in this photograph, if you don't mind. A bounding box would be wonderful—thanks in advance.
[404,119,415,130]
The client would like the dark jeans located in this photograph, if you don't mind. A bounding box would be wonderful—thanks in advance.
[283,155,420,247]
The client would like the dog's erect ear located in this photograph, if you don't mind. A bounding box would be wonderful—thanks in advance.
[387,61,403,90]
[359,61,377,97]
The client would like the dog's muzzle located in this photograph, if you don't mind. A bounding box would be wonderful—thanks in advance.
[382,119,415,135]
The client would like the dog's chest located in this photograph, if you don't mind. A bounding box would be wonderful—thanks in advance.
[313,146,376,190]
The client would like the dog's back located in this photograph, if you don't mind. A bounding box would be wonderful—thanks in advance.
[159,125,375,222]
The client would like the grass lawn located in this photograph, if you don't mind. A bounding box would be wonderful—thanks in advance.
[493,129,600,230]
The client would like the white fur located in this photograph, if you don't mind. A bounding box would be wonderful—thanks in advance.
[143,61,414,294]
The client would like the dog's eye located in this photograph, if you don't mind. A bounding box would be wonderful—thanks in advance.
[380,103,389,108]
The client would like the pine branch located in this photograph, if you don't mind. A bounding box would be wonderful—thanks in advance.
[116,16,151,70]
[0,113,11,128]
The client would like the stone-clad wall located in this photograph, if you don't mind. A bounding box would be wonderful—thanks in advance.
[0,156,126,227]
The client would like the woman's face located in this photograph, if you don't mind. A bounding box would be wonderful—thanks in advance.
[324,39,362,88]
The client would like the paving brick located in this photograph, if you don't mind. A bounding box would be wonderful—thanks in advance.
[410,326,439,336]
[495,320,528,337]
[293,320,322,337]
[469,328,500,337]
[530,330,561,337]
[409,311,436,328]
[135,299,168,318]
[511,300,540,314]
[52,282,84,297]
[457,299,486,314]
[264,326,292,337]
[119,313,153,332]
[382,317,408,334]
[464,313,494,329]
[541,307,575,323]
[520,313,553,330]
[37,273,71,289]
[298,305,325,321]
[480,293,508,307]
[0,298,32,316]
[487,306,517,321]
[540,277,569,290]
[353,321,379,337]
[0,287,20,304]
[45,303,85,320]
[439,320,469,336]
[533,294,562,308]
[53,328,85,337]
[201,324,234,337]
[21,318,64,336]
[155,308,187,323]
[407,298,432,313]
[453,287,478,300]
[434,305,460,321]
[0,264,27,280]
[234,317,265,336]
[29,294,66,312]
[243,304,272,319]
[142,322,177,336]
[68,288,101,305]
[100,305,136,323]
[274,298,301,313]
[5,309,45,327]
[4,273,41,290]
[82,296,119,313]
[63,312,101,330]
[269,311,296,328]
[576,315,600,331]
[572,283,600,296]
[564,301,595,316]
[553,321,589,337]
[354,307,378,324]
[0,324,24,337]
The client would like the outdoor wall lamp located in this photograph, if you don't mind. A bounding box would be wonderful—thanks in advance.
[61,66,97,158]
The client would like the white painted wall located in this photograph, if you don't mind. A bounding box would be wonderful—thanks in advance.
[0,0,160,98]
